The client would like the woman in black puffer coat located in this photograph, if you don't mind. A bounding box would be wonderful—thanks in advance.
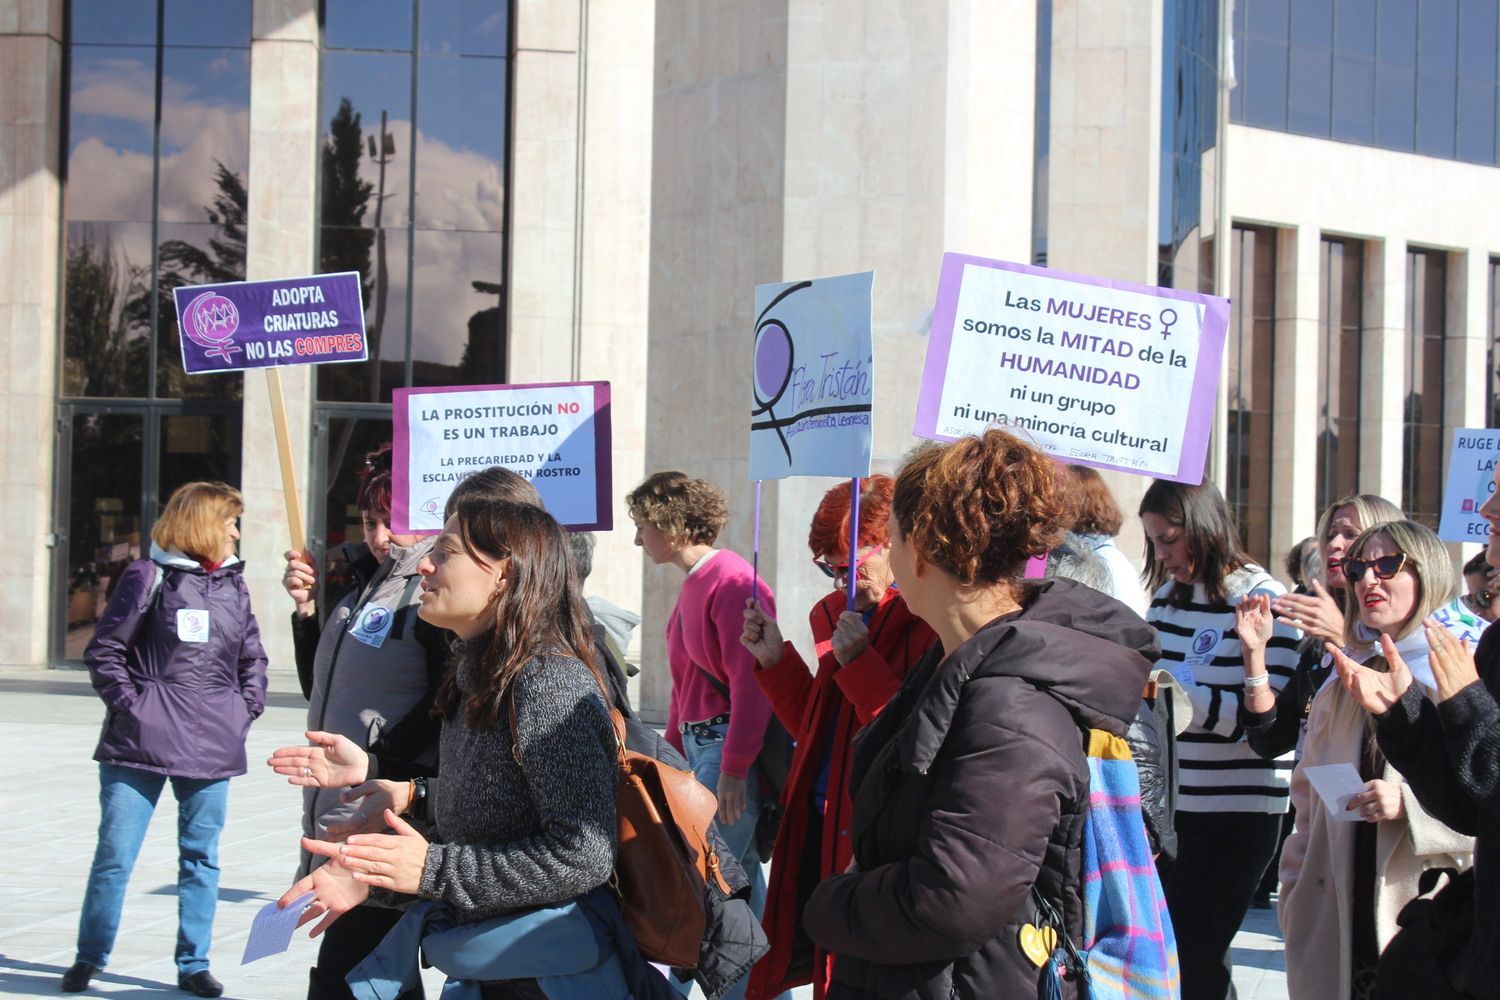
[800,432,1156,999]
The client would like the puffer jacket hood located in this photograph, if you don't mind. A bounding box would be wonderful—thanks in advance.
[893,577,1158,776]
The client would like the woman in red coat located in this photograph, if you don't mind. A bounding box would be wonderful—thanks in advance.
[740,475,939,1000]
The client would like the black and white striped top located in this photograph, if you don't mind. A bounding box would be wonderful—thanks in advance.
[1147,565,1301,814]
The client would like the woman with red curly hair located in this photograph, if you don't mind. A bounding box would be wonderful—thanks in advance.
[799,431,1158,999]
[739,476,938,1000]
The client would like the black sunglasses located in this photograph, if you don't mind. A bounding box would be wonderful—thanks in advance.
[1342,552,1408,582]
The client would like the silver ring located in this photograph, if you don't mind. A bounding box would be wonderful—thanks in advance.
[302,766,311,778]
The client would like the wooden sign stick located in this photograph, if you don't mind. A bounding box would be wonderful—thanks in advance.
[264,367,306,554]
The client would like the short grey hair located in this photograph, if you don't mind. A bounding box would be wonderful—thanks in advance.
[1045,531,1114,595]
[568,530,596,581]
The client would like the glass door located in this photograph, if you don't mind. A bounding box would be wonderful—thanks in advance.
[53,402,241,662]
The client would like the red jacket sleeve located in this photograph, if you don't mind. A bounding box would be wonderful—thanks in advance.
[715,576,775,779]
[755,641,815,732]
[834,644,906,726]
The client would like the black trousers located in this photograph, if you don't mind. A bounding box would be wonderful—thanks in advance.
[307,904,423,1000]
[1161,810,1284,1000]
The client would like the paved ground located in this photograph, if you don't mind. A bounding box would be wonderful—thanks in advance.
[0,669,1288,999]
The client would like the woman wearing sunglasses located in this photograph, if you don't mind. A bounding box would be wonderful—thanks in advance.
[739,476,938,1000]
[1263,519,1479,1000]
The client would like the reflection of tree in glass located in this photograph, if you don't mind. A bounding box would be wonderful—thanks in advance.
[321,97,375,303]
[459,279,505,385]
[143,161,247,400]
[64,228,151,397]
[318,97,379,404]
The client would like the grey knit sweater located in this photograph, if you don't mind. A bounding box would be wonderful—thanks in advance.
[416,641,618,923]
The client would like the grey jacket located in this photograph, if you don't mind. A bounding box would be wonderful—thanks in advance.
[419,645,618,923]
[296,537,445,875]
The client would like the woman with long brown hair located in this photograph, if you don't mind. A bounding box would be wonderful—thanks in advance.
[275,498,657,999]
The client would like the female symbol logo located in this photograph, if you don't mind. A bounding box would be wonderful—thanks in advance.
[182,291,243,363]
[1158,306,1179,341]
[753,319,795,462]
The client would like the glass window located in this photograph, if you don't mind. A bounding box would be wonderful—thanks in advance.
[62,222,154,398]
[1226,226,1276,566]
[325,0,414,51]
[1375,61,1418,149]
[162,0,252,46]
[409,230,505,386]
[66,46,159,223]
[1417,70,1459,158]
[1242,35,1290,129]
[1332,55,1376,143]
[316,227,411,403]
[415,54,508,230]
[1377,0,1418,64]
[1288,43,1334,134]
[1246,0,1291,39]
[420,0,509,57]
[1458,0,1499,80]
[1403,250,1447,528]
[63,0,249,402]
[157,46,252,223]
[1317,238,1363,513]
[1457,75,1497,162]
[71,0,156,45]
[317,0,511,405]
[1335,0,1376,57]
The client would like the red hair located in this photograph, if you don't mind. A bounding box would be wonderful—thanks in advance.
[807,475,894,560]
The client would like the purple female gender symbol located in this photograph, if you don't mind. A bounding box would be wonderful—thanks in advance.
[754,321,793,404]
[182,291,243,362]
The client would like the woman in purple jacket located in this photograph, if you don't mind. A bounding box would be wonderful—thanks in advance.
[63,482,269,998]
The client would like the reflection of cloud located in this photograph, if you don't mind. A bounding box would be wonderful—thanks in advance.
[354,118,505,231]
[68,52,249,224]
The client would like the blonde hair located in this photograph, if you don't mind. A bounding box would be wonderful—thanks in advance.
[626,471,728,547]
[1313,494,1403,587]
[151,482,244,562]
[1341,519,1457,645]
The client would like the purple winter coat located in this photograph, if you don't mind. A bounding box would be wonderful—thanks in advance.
[85,549,269,780]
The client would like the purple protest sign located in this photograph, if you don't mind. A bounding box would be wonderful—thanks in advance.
[913,253,1229,484]
[173,271,367,374]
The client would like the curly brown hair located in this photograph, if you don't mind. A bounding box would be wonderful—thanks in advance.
[626,471,728,546]
[892,430,1071,586]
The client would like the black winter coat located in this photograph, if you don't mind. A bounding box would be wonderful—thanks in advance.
[803,579,1158,1000]
[1377,623,1500,998]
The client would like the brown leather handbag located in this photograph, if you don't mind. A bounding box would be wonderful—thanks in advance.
[508,695,730,968]
[608,709,732,968]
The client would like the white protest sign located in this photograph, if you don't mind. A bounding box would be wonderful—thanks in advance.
[1438,427,1500,543]
[749,271,874,481]
[914,254,1229,483]
[392,381,612,532]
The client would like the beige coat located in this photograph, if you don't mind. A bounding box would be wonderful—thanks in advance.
[1278,677,1473,1000]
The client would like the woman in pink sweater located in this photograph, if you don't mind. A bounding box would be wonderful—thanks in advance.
[628,471,776,999]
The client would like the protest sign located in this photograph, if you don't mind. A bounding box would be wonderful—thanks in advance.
[913,254,1229,483]
[392,381,612,533]
[173,272,366,374]
[750,271,874,481]
[1438,427,1500,542]
[172,271,367,553]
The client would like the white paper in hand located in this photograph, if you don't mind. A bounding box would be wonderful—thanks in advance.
[241,891,315,964]
[1303,763,1367,822]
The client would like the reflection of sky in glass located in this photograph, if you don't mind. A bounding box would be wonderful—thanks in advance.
[322,51,413,137]
[69,46,157,158]
[159,47,250,158]
[420,0,508,56]
[72,0,156,46]
[418,55,506,165]
[326,0,414,51]
[163,0,251,46]
[410,229,502,366]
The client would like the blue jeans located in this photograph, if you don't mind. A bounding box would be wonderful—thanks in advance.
[677,722,775,1000]
[76,762,230,975]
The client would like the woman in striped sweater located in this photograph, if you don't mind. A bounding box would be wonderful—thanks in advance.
[1139,479,1301,1000]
